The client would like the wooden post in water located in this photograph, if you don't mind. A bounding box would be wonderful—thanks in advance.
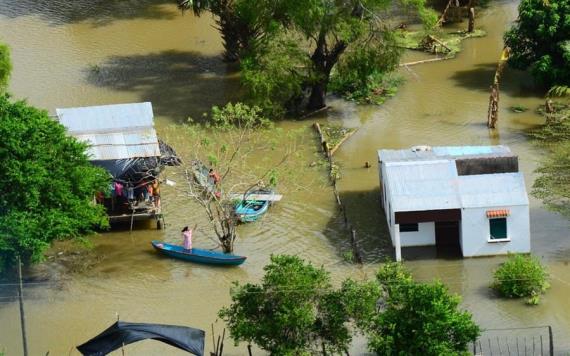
[487,48,510,128]
[17,256,29,356]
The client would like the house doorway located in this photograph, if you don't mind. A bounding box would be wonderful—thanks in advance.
[435,221,461,257]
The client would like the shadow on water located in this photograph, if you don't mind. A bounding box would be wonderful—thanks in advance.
[85,50,240,122]
[323,187,394,263]
[450,64,542,98]
[324,187,463,263]
[0,0,177,26]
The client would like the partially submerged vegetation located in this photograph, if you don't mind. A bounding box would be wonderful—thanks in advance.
[320,124,357,155]
[395,29,486,58]
[492,254,550,305]
[530,87,570,216]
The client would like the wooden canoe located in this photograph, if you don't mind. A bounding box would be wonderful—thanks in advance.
[151,241,246,266]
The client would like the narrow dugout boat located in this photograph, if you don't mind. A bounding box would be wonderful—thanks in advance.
[151,241,246,266]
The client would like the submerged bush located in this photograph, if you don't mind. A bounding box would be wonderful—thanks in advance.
[492,254,550,305]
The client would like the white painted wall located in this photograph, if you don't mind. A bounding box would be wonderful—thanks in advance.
[460,205,530,257]
[400,222,436,247]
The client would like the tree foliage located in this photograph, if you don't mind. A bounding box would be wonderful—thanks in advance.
[219,255,380,355]
[165,103,303,252]
[504,0,570,86]
[0,43,11,93]
[242,0,436,115]
[363,262,480,355]
[491,255,550,304]
[492,254,550,305]
[183,0,436,116]
[0,96,110,271]
[178,0,285,62]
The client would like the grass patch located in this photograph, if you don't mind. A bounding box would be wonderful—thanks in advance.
[509,105,529,113]
[331,72,403,105]
[395,29,486,57]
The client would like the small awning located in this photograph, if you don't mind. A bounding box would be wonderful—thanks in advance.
[486,209,510,218]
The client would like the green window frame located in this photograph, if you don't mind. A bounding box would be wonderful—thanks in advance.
[489,218,507,240]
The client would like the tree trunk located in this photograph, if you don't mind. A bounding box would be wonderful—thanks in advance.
[307,82,327,111]
[467,8,475,32]
[306,36,347,112]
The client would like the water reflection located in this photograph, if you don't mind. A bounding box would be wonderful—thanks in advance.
[85,50,240,122]
[0,0,176,26]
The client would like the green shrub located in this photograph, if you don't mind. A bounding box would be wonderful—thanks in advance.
[492,254,550,305]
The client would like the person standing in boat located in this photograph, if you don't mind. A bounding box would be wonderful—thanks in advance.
[182,224,197,251]
[208,168,221,185]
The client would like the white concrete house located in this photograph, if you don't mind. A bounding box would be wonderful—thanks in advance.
[378,145,530,260]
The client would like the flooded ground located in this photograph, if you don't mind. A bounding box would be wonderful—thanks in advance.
[0,0,569,354]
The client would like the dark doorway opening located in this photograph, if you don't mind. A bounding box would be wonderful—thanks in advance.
[435,221,462,258]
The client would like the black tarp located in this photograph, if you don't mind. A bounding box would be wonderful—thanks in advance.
[76,321,205,356]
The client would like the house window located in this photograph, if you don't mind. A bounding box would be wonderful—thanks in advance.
[400,223,419,232]
[489,218,507,240]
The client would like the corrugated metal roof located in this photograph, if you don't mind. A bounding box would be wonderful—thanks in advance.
[384,160,528,212]
[378,145,513,163]
[386,160,461,212]
[56,102,161,160]
[458,172,528,208]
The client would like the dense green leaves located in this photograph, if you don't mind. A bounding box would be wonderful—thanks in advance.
[219,258,480,355]
[0,43,11,93]
[365,262,480,355]
[219,255,380,355]
[504,0,570,86]
[241,35,311,117]
[0,96,109,270]
[492,254,550,305]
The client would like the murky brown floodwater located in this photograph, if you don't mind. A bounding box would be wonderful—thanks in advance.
[0,0,569,354]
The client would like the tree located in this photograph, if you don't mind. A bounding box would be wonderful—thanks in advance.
[0,42,11,93]
[165,103,302,253]
[0,95,110,271]
[242,0,436,114]
[363,262,480,355]
[492,254,550,305]
[504,0,570,86]
[219,254,380,355]
[177,0,281,62]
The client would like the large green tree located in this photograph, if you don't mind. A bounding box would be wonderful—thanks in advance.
[218,254,380,355]
[504,0,570,86]
[363,262,480,355]
[242,0,436,114]
[0,95,110,270]
[0,42,11,93]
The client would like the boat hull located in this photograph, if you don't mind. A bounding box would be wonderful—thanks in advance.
[151,241,246,266]
[234,189,274,222]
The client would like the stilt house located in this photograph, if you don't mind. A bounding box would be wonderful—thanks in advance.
[57,102,178,229]
[378,145,530,260]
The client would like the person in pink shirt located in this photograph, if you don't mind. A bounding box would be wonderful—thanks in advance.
[182,224,197,251]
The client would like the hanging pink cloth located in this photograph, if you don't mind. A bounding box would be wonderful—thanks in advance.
[114,182,124,197]
[183,230,193,250]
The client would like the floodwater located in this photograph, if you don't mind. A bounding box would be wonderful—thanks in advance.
[0,0,569,354]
